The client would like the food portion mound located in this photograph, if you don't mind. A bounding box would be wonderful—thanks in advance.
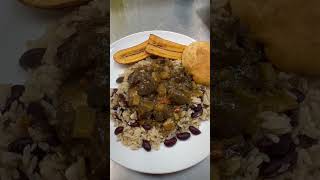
[111,58,210,151]
[0,1,108,179]
[127,60,196,123]
[211,1,320,179]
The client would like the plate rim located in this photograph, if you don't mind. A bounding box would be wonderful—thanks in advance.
[110,121,210,174]
[110,30,196,49]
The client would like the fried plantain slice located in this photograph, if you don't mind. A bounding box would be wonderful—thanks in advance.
[115,52,150,64]
[148,34,186,53]
[145,44,182,60]
[113,40,150,64]
[18,0,92,9]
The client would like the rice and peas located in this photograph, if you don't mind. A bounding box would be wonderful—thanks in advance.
[111,58,210,151]
[0,0,107,179]
[212,0,320,179]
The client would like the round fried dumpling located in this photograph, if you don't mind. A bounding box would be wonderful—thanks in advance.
[230,0,320,75]
[182,42,210,86]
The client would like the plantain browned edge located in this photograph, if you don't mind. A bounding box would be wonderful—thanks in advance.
[113,40,150,64]
[145,44,182,60]
[148,34,186,53]
[18,0,92,9]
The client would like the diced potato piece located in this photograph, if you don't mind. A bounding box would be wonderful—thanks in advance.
[60,84,87,109]
[157,83,167,96]
[73,106,95,138]
[141,100,154,112]
[160,71,170,80]
[152,72,160,82]
[128,89,140,106]
[131,94,140,106]
[163,119,175,131]
[154,103,165,111]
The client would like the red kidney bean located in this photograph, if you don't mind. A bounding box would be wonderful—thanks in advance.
[257,134,294,158]
[285,109,299,127]
[11,85,25,100]
[118,94,126,100]
[27,102,47,122]
[298,135,318,148]
[8,137,33,154]
[142,124,152,131]
[114,126,124,135]
[164,137,177,147]
[116,77,124,83]
[259,150,297,178]
[2,97,14,114]
[189,126,201,135]
[111,89,118,96]
[46,134,61,147]
[31,146,47,162]
[191,104,203,118]
[43,95,53,105]
[259,160,282,178]
[19,48,46,70]
[290,88,305,103]
[176,132,191,140]
[191,104,202,112]
[142,140,151,151]
[118,94,128,107]
[129,121,140,127]
[17,169,28,180]
[112,105,119,111]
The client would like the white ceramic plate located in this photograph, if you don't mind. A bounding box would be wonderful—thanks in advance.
[110,30,210,174]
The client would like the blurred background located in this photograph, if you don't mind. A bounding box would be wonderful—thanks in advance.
[110,0,210,180]
[110,0,209,43]
[0,1,66,84]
